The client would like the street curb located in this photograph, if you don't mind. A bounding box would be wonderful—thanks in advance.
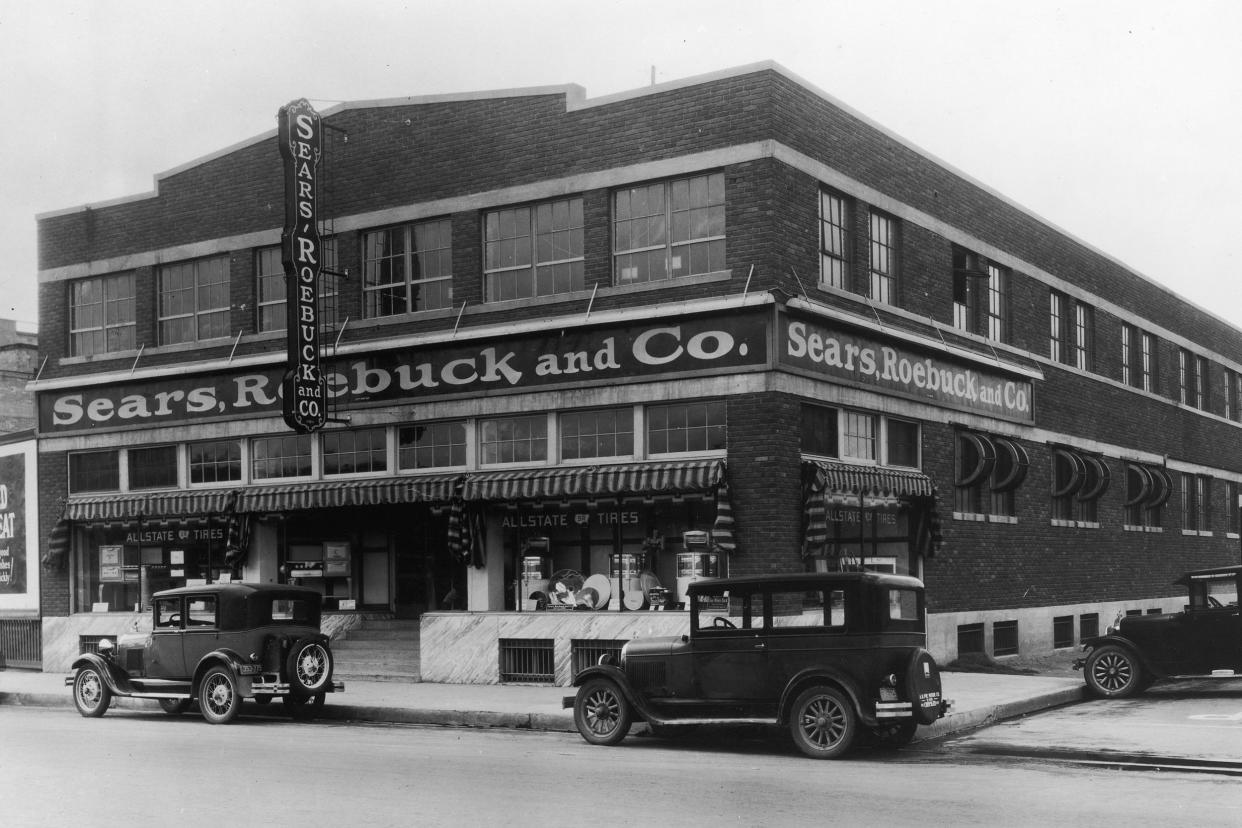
[915,685,1086,742]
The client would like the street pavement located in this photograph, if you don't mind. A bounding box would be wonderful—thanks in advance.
[1,664,1082,742]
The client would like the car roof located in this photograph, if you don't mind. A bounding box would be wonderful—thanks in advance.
[152,582,322,601]
[686,571,924,594]
[1175,564,1242,586]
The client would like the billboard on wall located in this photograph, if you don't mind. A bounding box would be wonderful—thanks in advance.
[39,309,771,433]
[0,439,38,610]
[779,311,1035,422]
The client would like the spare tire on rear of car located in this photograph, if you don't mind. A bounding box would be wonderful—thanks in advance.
[904,647,943,725]
[285,636,333,697]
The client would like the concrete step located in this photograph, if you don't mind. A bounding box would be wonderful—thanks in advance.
[340,629,421,641]
[333,646,420,662]
[334,670,422,683]
[355,619,420,631]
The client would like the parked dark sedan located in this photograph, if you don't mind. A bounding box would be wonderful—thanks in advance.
[67,582,343,723]
[1076,565,1242,698]
[565,571,950,759]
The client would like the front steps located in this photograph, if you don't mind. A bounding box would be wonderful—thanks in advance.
[332,618,421,682]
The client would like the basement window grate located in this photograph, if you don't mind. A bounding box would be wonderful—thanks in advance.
[499,638,555,683]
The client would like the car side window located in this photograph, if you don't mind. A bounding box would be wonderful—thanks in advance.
[186,596,217,627]
[155,597,181,629]
[769,589,846,631]
[693,590,754,632]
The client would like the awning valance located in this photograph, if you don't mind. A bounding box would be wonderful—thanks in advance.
[238,475,462,513]
[464,459,726,502]
[804,459,936,503]
[64,489,238,522]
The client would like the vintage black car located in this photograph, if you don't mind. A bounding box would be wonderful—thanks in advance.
[67,582,343,723]
[1076,564,1242,698]
[565,572,950,759]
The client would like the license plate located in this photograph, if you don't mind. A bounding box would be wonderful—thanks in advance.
[879,687,897,702]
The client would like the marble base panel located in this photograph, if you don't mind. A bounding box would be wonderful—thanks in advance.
[420,610,691,685]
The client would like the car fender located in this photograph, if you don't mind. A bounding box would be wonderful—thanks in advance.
[570,664,664,725]
[69,653,135,696]
[191,648,252,694]
[1080,635,1166,678]
[777,668,868,727]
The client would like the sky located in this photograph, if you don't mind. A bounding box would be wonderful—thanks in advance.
[2,0,1240,332]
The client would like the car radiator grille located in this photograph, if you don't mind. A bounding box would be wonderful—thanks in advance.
[627,660,666,691]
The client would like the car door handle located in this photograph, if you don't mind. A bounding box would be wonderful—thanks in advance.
[753,643,766,650]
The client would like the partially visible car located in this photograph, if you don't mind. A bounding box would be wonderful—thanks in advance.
[1075,564,1242,698]
[564,571,951,759]
[67,582,343,723]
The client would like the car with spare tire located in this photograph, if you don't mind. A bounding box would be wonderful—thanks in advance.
[1075,564,1242,698]
[565,571,951,759]
[66,582,343,723]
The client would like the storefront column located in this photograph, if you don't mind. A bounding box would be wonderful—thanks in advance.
[466,513,506,611]
[241,522,280,585]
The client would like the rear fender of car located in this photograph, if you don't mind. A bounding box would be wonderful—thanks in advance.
[777,669,867,727]
[1079,635,1166,678]
[570,664,665,725]
[191,649,253,696]
[69,653,135,696]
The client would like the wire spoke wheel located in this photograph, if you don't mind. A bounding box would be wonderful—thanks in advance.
[199,667,241,724]
[73,667,111,718]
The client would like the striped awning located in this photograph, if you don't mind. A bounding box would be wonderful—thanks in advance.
[801,460,940,560]
[463,459,726,502]
[238,475,462,512]
[64,489,239,522]
[805,460,936,502]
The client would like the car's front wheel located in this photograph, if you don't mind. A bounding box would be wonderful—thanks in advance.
[286,638,333,696]
[284,692,326,721]
[790,685,856,759]
[574,678,633,746]
[198,666,241,724]
[73,666,111,718]
[158,698,192,716]
[1084,645,1143,699]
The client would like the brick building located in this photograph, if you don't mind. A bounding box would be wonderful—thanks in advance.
[31,63,1241,680]
[0,318,38,434]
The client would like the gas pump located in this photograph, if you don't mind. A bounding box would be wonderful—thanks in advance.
[518,536,551,610]
[676,530,723,605]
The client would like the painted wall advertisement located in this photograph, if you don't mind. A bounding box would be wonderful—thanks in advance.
[0,441,37,606]
[779,312,1035,422]
[40,309,770,432]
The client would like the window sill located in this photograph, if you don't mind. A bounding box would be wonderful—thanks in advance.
[1181,529,1214,537]
[1123,524,1164,533]
[1051,519,1099,529]
[987,515,1018,525]
[952,512,987,522]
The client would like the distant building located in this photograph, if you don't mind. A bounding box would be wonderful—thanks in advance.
[30,62,1242,679]
[0,318,37,434]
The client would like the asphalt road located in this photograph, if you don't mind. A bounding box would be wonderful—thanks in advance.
[2,705,1241,827]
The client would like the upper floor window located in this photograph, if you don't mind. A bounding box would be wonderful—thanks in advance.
[323,427,387,476]
[1049,290,1068,362]
[363,219,453,318]
[189,440,242,485]
[398,421,467,470]
[1122,324,1157,393]
[819,189,850,290]
[1179,349,1208,409]
[257,238,341,332]
[1050,291,1093,370]
[128,445,178,490]
[614,172,724,286]
[158,256,229,345]
[1051,448,1109,525]
[953,248,1007,341]
[1228,370,1242,422]
[801,404,920,468]
[560,407,634,461]
[842,410,878,462]
[68,450,120,494]
[480,414,548,465]
[251,434,313,480]
[1181,473,1212,533]
[646,400,726,454]
[485,198,584,301]
[986,265,1010,342]
[954,432,1030,518]
[70,273,136,356]
[1124,463,1171,530]
[1073,302,1095,372]
[868,211,898,305]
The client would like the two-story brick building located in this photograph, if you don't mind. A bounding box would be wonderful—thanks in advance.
[31,63,1241,682]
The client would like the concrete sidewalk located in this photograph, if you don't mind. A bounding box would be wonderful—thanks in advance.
[0,666,1084,741]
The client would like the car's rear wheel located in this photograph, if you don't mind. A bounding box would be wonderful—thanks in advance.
[158,698,192,716]
[1085,645,1143,699]
[198,666,241,724]
[286,638,333,696]
[284,692,326,721]
[790,685,856,759]
[574,678,633,746]
[73,666,111,718]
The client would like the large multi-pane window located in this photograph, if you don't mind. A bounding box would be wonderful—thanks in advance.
[1050,291,1093,371]
[842,411,877,462]
[800,405,839,457]
[189,441,242,485]
[868,211,898,305]
[485,198,584,301]
[256,238,341,331]
[480,414,548,465]
[560,408,634,460]
[1122,324,1157,393]
[363,219,453,317]
[614,172,725,285]
[646,401,726,454]
[251,434,313,480]
[158,256,229,345]
[801,404,920,469]
[323,428,387,475]
[70,273,136,356]
[128,445,178,490]
[1228,480,1240,535]
[1228,370,1242,422]
[986,264,1010,342]
[1049,290,1068,362]
[69,450,120,494]
[1181,473,1212,532]
[1073,302,1095,372]
[398,421,467,470]
[819,189,850,289]
[953,248,1007,342]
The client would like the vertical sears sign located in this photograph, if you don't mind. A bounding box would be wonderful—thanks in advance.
[278,98,327,432]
